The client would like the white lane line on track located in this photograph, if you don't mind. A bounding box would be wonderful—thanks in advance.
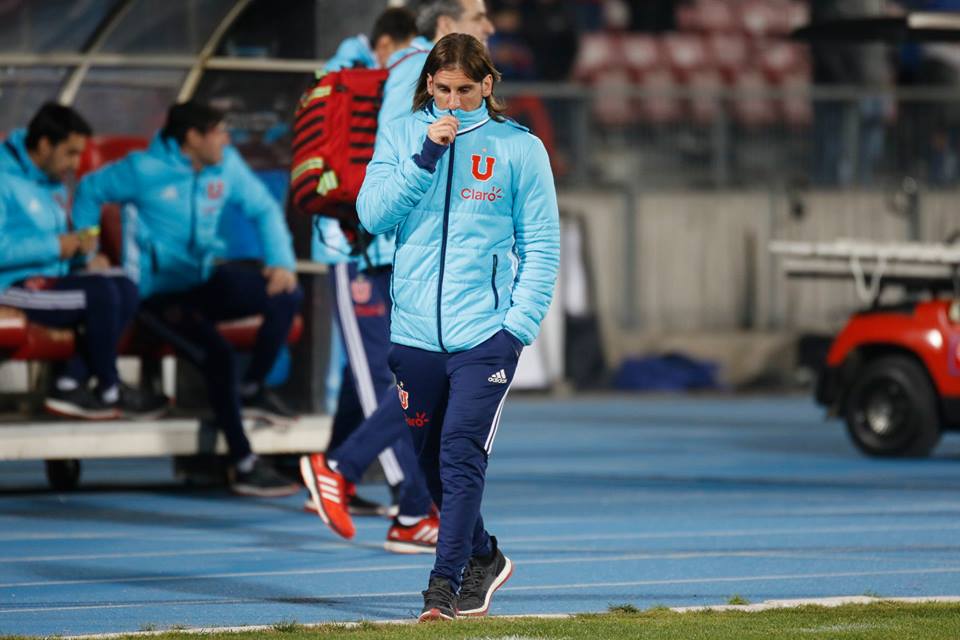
[507,522,960,543]
[2,550,958,590]
[6,518,960,545]
[5,569,960,616]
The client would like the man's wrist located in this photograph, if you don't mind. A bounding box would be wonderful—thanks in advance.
[413,137,447,173]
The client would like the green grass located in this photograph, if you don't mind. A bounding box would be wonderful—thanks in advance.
[727,594,751,605]
[3,602,959,640]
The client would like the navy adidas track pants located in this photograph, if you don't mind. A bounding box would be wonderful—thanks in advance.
[326,261,432,517]
[389,329,523,590]
[0,272,138,392]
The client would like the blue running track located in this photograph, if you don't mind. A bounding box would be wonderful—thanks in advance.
[1,395,960,637]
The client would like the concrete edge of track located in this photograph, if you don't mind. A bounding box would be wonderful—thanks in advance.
[60,595,960,639]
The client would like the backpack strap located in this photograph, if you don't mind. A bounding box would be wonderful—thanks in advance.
[387,48,428,72]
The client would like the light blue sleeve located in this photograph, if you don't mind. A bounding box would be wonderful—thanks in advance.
[225,149,296,270]
[377,52,426,128]
[325,35,375,72]
[72,159,140,231]
[503,137,560,345]
[357,122,436,235]
[0,186,60,270]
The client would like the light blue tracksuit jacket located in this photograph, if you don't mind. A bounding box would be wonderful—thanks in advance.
[0,130,72,291]
[358,102,560,353]
[73,135,295,298]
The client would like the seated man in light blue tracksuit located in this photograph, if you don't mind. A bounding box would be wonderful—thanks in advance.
[0,103,166,420]
[73,101,302,498]
[358,34,559,620]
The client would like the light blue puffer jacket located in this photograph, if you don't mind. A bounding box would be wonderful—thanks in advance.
[73,134,295,297]
[0,129,71,291]
[358,102,560,353]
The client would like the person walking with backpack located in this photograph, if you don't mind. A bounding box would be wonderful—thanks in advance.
[297,7,440,553]
[358,33,559,621]
[300,1,495,553]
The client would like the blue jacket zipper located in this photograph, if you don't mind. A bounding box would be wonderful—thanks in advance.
[491,254,499,309]
[436,138,456,352]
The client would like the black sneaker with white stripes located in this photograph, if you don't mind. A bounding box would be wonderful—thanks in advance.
[456,536,514,617]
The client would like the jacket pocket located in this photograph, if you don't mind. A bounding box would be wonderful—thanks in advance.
[491,254,499,310]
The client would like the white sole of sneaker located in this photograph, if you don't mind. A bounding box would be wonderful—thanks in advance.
[230,483,301,498]
[383,540,437,555]
[299,456,329,525]
[242,408,297,427]
[44,399,120,420]
[418,608,455,622]
[457,555,514,617]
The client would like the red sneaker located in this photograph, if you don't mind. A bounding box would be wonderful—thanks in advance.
[384,510,440,554]
[299,454,355,539]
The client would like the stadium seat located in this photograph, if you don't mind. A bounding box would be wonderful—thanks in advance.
[662,33,710,81]
[740,0,791,38]
[695,0,737,33]
[780,70,813,128]
[638,68,683,125]
[708,32,750,83]
[688,68,724,125]
[731,68,778,128]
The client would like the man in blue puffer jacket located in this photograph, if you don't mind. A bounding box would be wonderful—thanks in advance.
[358,34,559,621]
[0,103,165,420]
[73,101,302,497]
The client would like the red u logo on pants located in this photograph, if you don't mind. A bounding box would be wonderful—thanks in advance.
[471,154,495,181]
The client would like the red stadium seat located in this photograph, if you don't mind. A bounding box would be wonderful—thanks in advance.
[622,35,663,74]
[688,68,724,125]
[638,68,683,125]
[662,33,710,81]
[740,0,791,38]
[731,68,778,128]
[757,40,807,83]
[708,32,750,83]
[780,70,813,129]
[696,0,737,33]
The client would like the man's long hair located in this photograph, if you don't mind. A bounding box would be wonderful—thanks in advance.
[412,33,505,120]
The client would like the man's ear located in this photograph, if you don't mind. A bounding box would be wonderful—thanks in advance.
[481,74,493,98]
[427,74,436,97]
[183,128,201,149]
[435,14,453,39]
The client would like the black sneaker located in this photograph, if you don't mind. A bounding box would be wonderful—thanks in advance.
[456,536,514,617]
[230,457,301,497]
[241,389,298,425]
[44,387,120,420]
[115,383,170,420]
[419,576,457,622]
[348,491,398,518]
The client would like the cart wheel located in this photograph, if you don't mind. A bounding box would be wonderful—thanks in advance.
[844,355,941,457]
[45,459,81,491]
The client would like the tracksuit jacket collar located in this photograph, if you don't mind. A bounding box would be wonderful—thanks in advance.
[416,101,491,135]
[147,132,215,173]
[1,129,56,186]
